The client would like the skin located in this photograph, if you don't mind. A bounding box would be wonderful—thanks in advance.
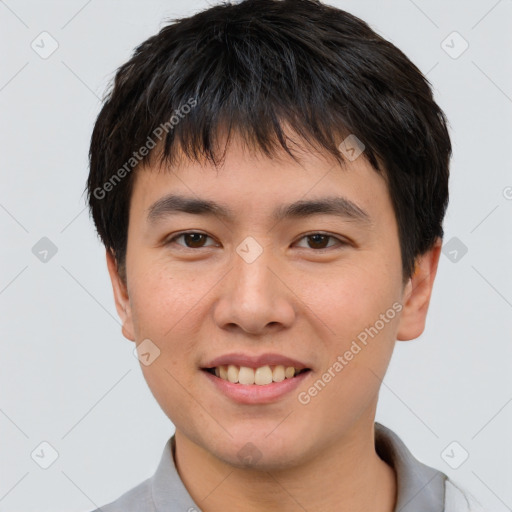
[106,130,441,512]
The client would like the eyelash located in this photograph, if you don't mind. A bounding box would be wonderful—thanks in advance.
[164,231,348,252]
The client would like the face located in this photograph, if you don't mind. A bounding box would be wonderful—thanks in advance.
[107,132,440,470]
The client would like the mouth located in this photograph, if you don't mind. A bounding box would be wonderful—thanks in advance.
[202,365,311,386]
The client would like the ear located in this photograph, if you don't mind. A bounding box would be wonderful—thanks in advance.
[106,250,136,342]
[396,238,442,341]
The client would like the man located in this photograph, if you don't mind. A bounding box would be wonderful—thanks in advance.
[86,0,483,509]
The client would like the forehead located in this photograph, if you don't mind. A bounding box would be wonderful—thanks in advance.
[129,130,392,228]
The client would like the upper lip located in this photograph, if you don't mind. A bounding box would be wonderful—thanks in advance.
[202,353,310,370]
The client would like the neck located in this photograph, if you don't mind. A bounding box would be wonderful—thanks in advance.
[174,416,397,512]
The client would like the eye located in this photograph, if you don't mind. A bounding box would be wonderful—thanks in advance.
[164,231,348,251]
[165,231,218,249]
[294,233,347,250]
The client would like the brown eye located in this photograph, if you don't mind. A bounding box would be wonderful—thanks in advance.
[306,234,330,249]
[166,232,216,249]
[295,233,346,250]
[183,233,207,248]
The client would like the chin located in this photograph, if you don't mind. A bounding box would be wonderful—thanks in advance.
[210,429,307,471]
[220,446,303,472]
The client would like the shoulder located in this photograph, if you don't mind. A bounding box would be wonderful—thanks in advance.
[444,479,485,512]
[85,435,198,512]
[86,477,154,512]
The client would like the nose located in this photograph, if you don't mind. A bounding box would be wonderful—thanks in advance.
[212,245,296,336]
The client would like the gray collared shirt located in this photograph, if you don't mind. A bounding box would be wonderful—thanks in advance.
[90,422,475,512]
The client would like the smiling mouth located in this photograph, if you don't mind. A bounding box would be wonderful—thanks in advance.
[202,365,311,385]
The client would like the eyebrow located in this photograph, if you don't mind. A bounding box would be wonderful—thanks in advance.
[146,194,372,226]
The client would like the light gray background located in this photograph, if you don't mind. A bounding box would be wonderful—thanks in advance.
[1,0,511,510]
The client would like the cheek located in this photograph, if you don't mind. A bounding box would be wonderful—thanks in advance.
[296,268,401,433]
[129,267,210,425]
[297,258,402,341]
[128,262,203,339]
[128,263,216,380]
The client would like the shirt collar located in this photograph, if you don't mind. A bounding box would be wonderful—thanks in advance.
[150,422,447,511]
[375,422,447,511]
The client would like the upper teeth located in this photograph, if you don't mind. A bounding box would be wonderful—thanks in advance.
[214,365,300,385]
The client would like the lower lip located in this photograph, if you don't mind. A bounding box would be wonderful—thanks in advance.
[202,369,311,405]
